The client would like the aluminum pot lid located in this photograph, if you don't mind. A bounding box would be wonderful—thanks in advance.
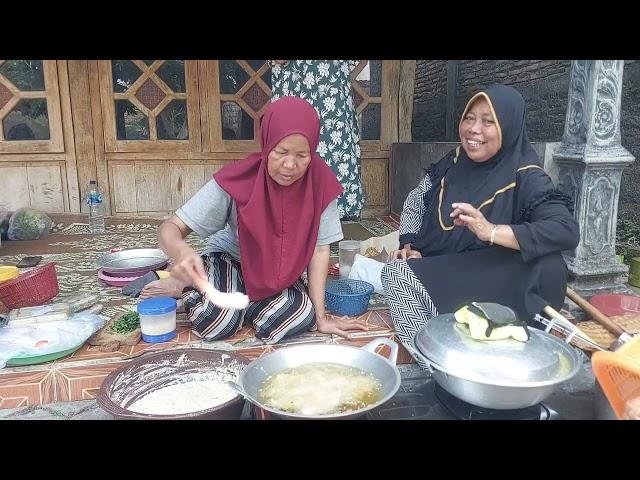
[414,314,577,384]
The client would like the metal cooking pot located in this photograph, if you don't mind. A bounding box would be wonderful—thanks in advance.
[238,338,401,419]
[96,348,249,420]
[409,314,582,410]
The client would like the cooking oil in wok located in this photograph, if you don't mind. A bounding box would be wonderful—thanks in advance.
[258,362,382,416]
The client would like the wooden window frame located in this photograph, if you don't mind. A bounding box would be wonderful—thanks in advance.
[98,60,202,153]
[0,60,64,154]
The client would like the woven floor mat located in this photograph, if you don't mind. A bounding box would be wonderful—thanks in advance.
[573,314,640,351]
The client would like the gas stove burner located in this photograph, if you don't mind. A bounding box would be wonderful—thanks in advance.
[433,383,559,420]
[366,379,561,420]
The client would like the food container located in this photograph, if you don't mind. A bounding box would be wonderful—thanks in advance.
[137,297,177,343]
[237,338,400,420]
[325,278,374,316]
[96,349,249,420]
[95,248,169,276]
[589,294,640,317]
[66,293,100,313]
[0,262,59,309]
[338,240,361,278]
[7,302,71,327]
[0,266,18,283]
[410,313,581,409]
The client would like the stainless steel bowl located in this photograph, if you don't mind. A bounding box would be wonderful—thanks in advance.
[95,248,169,275]
[238,338,401,420]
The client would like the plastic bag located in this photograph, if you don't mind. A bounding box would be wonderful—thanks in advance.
[0,205,10,241]
[7,208,52,241]
[0,312,105,368]
[348,254,385,294]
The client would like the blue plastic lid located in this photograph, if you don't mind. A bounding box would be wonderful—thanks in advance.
[142,330,177,343]
[137,297,177,315]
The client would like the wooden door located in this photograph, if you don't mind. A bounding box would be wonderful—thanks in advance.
[351,60,399,215]
[0,60,79,212]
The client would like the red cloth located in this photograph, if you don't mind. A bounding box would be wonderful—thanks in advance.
[214,97,343,301]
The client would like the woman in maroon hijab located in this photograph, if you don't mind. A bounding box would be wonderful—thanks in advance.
[145,97,367,343]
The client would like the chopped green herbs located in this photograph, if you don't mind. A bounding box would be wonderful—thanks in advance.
[109,311,140,334]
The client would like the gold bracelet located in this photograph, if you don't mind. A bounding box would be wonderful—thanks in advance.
[490,225,498,246]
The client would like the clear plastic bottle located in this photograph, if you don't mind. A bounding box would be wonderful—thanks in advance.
[85,180,105,234]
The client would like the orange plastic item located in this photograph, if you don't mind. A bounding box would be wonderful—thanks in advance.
[592,336,640,419]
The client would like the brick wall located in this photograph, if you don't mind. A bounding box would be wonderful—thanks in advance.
[411,60,447,142]
[412,60,640,218]
[413,60,571,142]
[619,60,640,222]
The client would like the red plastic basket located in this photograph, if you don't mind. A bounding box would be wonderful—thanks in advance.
[0,262,59,309]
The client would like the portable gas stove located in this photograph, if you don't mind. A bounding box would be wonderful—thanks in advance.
[365,379,560,420]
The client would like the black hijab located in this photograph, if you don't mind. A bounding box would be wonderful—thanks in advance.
[412,84,543,257]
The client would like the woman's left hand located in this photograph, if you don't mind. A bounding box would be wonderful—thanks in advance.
[450,202,494,242]
[315,314,368,338]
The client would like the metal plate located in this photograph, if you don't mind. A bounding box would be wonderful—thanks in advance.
[95,248,169,275]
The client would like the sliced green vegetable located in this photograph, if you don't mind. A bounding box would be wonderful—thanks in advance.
[109,311,140,334]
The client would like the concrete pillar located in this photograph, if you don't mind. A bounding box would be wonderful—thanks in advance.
[554,60,635,296]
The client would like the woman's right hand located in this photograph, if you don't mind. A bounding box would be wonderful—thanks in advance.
[170,245,208,287]
[388,244,422,261]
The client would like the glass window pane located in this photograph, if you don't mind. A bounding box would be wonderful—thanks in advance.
[115,99,149,140]
[261,69,272,89]
[221,102,254,140]
[368,60,382,97]
[0,60,45,91]
[360,103,381,140]
[156,60,186,93]
[355,60,382,97]
[219,61,249,94]
[246,60,266,72]
[157,100,188,140]
[111,60,142,93]
[3,99,50,140]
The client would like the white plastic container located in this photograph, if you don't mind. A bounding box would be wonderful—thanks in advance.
[137,297,177,343]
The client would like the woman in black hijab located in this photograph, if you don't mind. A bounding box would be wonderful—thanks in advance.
[381,85,579,360]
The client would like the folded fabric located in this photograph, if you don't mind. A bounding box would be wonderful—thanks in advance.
[348,254,385,294]
[121,271,159,297]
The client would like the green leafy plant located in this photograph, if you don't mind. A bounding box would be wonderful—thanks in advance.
[616,215,640,265]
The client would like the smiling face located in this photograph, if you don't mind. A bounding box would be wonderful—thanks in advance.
[459,97,501,163]
[267,133,312,186]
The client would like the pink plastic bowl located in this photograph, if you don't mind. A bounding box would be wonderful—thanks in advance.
[98,269,141,288]
[589,294,640,317]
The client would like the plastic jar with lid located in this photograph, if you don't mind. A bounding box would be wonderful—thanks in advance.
[338,240,361,278]
[137,297,177,343]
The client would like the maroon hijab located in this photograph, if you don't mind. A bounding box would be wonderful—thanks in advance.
[214,96,343,301]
